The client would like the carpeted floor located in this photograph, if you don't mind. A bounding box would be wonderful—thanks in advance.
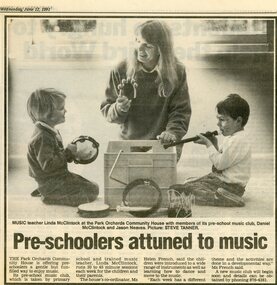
[7,155,274,219]
[7,50,274,220]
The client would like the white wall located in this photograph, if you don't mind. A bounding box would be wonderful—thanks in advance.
[7,18,274,170]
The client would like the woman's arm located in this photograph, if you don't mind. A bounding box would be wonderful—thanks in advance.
[100,67,129,124]
[165,66,192,140]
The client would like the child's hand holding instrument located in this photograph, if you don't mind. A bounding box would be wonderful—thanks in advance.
[163,130,218,149]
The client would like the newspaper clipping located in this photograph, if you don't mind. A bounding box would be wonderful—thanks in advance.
[1,1,276,284]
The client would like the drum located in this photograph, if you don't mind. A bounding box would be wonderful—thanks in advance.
[78,200,110,218]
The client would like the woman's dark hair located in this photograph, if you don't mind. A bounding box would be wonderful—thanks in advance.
[216,94,250,126]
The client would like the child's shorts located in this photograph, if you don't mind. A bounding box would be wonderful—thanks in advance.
[182,173,245,207]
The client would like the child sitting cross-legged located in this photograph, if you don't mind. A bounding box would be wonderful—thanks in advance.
[178,94,251,207]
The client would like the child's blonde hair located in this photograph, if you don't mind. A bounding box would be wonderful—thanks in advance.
[27,88,66,123]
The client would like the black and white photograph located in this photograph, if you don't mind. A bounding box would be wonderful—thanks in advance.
[7,17,274,218]
[1,2,276,284]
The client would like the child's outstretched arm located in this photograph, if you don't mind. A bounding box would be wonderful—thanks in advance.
[194,133,219,150]
[194,133,212,146]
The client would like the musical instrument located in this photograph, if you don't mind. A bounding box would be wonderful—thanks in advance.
[163,130,218,149]
[71,135,99,164]
[168,184,193,218]
[116,178,162,217]
[78,199,110,218]
[118,77,137,100]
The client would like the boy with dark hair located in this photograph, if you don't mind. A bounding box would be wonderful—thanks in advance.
[178,94,251,207]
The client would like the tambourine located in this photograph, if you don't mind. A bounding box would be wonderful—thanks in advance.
[118,78,137,100]
[78,199,110,218]
[118,178,162,217]
[71,135,99,164]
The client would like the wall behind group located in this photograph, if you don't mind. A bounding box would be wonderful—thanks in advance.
[8,18,274,169]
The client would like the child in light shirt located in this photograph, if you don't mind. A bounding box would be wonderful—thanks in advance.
[178,94,251,207]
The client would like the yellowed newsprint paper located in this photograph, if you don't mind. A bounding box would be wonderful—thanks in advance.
[0,1,276,284]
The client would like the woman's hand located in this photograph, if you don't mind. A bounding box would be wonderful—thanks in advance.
[116,95,131,113]
[116,77,137,113]
[157,131,176,144]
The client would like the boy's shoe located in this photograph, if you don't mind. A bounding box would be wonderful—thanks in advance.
[31,189,41,197]
[216,188,245,207]
[183,177,199,184]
